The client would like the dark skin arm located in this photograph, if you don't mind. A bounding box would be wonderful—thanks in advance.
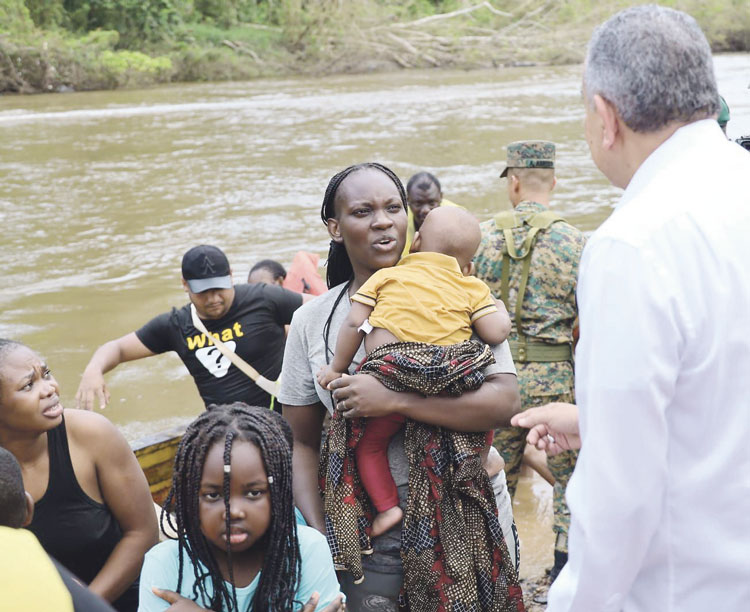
[282,402,327,533]
[328,371,521,432]
[67,410,159,603]
[153,588,345,611]
[317,301,372,389]
[76,332,155,410]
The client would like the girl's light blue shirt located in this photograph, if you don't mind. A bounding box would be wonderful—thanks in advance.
[138,525,341,611]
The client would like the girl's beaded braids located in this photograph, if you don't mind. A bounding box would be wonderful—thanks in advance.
[162,403,299,611]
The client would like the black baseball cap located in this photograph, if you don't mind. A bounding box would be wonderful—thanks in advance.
[181,245,233,293]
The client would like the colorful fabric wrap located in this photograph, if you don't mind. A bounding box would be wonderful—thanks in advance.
[319,340,526,611]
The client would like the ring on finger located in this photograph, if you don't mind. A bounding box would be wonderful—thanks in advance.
[340,400,347,412]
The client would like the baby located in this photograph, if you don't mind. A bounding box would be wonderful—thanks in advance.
[318,206,510,536]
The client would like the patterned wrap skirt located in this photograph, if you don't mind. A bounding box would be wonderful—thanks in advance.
[319,340,525,611]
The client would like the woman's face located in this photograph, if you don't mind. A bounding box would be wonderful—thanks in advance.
[327,168,407,283]
[0,345,63,435]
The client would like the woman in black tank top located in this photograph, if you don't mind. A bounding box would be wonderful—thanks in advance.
[0,339,158,611]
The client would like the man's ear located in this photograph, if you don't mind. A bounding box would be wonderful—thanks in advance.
[594,94,620,150]
[23,491,34,527]
[410,231,421,253]
[327,218,343,244]
[181,278,190,294]
[509,175,521,195]
[462,261,475,277]
[551,176,558,191]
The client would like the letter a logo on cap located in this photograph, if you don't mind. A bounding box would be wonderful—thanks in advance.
[201,256,216,276]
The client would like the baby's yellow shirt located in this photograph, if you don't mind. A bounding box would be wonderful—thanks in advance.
[352,252,496,345]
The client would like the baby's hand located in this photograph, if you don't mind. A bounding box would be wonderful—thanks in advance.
[317,365,344,390]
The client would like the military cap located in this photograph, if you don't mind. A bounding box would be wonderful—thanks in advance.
[500,140,555,177]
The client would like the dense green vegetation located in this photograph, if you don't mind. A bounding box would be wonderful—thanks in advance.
[1,0,748,93]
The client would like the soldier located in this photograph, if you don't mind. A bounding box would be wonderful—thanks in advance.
[474,141,585,583]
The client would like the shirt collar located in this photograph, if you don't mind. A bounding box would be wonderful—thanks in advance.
[399,251,462,273]
[618,119,721,211]
[515,201,547,214]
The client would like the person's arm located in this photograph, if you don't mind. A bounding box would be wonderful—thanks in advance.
[52,560,117,612]
[150,589,205,610]
[68,411,159,603]
[295,528,346,609]
[282,402,327,533]
[138,543,180,612]
[318,301,372,388]
[472,310,511,346]
[328,371,520,432]
[76,332,155,410]
[301,593,346,612]
[547,238,677,612]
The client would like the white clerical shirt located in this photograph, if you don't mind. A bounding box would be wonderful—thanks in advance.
[548,119,750,611]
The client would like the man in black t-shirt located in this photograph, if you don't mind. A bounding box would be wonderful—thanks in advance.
[76,245,304,411]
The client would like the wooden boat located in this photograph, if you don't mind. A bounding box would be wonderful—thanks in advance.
[131,425,185,505]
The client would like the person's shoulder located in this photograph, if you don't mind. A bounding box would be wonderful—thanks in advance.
[232,282,262,302]
[463,273,492,292]
[64,409,120,439]
[549,216,584,237]
[144,539,180,564]
[528,212,585,256]
[291,283,343,321]
[64,410,130,460]
[297,525,331,557]
[479,216,500,234]
[238,282,302,308]
[142,305,188,328]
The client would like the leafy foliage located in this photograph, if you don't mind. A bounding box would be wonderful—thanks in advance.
[0,0,748,93]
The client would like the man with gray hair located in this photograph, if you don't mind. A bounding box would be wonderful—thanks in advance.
[545,5,750,611]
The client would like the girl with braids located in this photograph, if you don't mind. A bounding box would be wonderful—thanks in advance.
[278,163,524,611]
[137,403,344,612]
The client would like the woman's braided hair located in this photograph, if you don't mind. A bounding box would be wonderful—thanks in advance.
[162,403,299,611]
[320,162,408,288]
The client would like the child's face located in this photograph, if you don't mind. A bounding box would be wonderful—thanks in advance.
[199,439,272,559]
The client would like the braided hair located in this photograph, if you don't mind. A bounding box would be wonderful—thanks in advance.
[320,162,408,289]
[163,403,299,611]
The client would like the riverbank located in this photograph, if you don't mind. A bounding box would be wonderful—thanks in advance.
[2,0,749,94]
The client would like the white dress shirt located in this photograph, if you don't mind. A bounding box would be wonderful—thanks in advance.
[548,119,750,612]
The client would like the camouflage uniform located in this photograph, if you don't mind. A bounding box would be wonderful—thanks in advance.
[474,141,585,555]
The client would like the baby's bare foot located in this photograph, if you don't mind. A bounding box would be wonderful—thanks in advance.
[370,506,403,537]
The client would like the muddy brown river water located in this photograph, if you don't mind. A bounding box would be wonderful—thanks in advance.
[1,54,748,580]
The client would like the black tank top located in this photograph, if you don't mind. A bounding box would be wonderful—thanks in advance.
[27,416,139,612]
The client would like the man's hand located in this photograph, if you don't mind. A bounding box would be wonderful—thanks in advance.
[152,588,206,610]
[316,365,344,390]
[75,369,110,411]
[328,374,397,419]
[301,592,346,611]
[510,402,581,456]
[76,333,155,411]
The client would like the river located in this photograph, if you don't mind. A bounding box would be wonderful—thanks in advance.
[1,54,748,579]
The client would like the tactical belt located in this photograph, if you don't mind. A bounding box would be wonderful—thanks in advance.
[494,209,573,365]
[508,339,572,363]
